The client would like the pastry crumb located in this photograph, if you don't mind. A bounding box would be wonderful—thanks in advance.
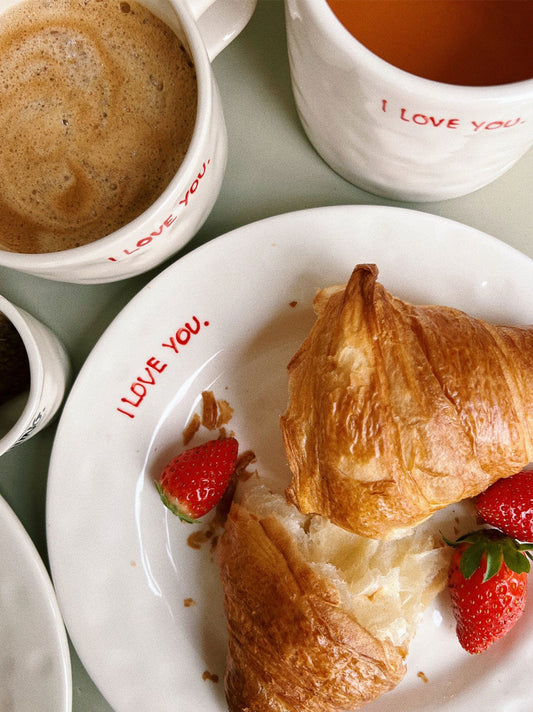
[182,389,235,445]
[182,412,201,445]
[201,390,218,429]
[202,670,219,683]
[235,450,257,478]
[208,530,221,556]
[216,398,234,427]
[184,597,196,607]
[187,529,214,550]
[417,671,428,683]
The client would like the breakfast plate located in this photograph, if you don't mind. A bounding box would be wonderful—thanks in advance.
[47,205,533,712]
[0,493,71,712]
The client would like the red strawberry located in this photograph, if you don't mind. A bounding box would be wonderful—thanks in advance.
[476,469,533,542]
[445,529,532,654]
[156,437,238,522]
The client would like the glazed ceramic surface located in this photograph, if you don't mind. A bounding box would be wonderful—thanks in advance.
[0,296,70,456]
[0,0,256,283]
[0,493,71,711]
[48,206,533,712]
[284,0,533,201]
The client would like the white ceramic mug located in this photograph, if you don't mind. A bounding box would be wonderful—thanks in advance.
[284,0,533,202]
[0,296,70,456]
[0,0,256,284]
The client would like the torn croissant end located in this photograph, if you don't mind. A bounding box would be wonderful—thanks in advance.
[281,263,533,540]
[216,486,460,712]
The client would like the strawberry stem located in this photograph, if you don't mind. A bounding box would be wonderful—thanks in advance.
[443,529,532,581]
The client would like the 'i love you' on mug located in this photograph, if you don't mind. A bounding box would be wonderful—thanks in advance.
[284,0,533,202]
[0,0,256,283]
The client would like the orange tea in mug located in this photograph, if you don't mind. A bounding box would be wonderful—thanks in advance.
[326,0,533,86]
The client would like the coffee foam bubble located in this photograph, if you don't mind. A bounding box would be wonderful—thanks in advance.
[0,0,197,253]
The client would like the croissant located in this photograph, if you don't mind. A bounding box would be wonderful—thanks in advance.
[281,263,533,540]
[217,485,459,712]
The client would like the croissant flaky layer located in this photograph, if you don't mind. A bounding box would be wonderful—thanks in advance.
[281,263,533,539]
[217,501,406,712]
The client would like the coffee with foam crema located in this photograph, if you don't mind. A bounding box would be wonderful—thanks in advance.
[327,0,533,87]
[0,0,197,253]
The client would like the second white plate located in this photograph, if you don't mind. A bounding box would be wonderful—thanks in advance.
[0,494,71,712]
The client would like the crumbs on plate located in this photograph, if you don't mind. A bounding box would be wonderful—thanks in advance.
[183,390,235,444]
[183,390,257,555]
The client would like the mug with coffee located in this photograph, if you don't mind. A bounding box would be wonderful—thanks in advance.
[284,0,533,202]
[0,295,70,457]
[0,0,256,282]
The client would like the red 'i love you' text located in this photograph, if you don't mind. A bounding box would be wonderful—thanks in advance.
[381,99,525,131]
[116,316,209,419]
[107,159,211,263]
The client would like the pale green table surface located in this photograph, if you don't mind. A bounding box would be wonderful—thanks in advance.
[0,1,532,710]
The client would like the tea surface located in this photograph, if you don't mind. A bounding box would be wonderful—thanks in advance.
[327,0,533,86]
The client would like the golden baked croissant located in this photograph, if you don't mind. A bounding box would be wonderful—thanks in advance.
[217,485,463,712]
[281,263,533,540]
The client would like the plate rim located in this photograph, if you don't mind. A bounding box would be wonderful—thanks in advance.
[0,493,72,712]
[46,204,533,712]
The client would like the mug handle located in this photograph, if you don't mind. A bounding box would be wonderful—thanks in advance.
[185,0,257,60]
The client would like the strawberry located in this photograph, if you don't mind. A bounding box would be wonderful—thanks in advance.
[445,529,533,654]
[156,437,239,522]
[476,469,533,542]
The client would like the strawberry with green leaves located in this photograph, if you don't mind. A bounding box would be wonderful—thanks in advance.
[156,437,239,522]
[476,469,533,542]
[445,529,533,654]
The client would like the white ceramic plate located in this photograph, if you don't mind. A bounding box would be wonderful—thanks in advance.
[0,494,71,712]
[47,205,533,712]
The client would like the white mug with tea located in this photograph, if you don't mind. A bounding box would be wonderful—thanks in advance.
[0,0,256,283]
[0,295,70,457]
[284,0,533,202]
